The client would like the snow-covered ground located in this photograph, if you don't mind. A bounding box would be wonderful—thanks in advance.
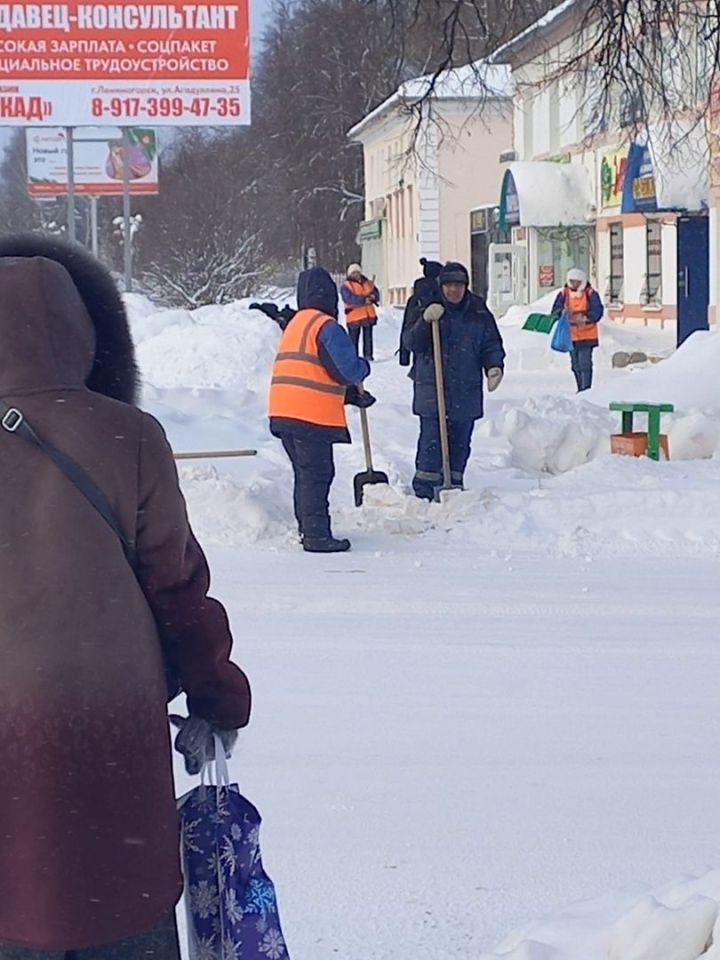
[130,292,720,960]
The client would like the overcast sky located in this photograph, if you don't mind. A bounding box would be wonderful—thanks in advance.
[250,0,272,43]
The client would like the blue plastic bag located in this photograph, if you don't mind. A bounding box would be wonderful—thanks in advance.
[550,311,574,353]
[178,743,291,960]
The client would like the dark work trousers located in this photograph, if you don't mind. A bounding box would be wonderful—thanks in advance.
[412,416,475,500]
[281,435,335,540]
[570,343,595,391]
[0,912,180,960]
[348,323,374,361]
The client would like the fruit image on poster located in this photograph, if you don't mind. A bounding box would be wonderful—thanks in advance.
[104,129,155,181]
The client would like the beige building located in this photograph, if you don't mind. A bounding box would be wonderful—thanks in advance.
[347,63,513,305]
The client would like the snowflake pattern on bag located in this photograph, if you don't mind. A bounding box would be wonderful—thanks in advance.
[179,784,290,960]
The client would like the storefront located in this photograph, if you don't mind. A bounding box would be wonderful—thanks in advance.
[596,123,708,338]
[494,160,595,310]
[469,205,510,298]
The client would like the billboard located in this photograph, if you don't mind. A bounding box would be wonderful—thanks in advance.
[26,127,159,196]
[0,2,249,126]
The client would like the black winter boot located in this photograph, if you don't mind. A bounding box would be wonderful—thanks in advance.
[303,536,351,553]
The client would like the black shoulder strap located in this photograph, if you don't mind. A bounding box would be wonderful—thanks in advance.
[0,401,136,569]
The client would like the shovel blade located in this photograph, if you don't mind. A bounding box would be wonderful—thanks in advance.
[353,469,390,507]
[433,483,463,504]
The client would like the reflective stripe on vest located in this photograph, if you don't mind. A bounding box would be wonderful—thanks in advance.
[563,285,598,343]
[343,279,377,326]
[268,309,348,429]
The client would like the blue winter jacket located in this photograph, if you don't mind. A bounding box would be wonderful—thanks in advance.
[402,292,505,421]
[270,267,370,443]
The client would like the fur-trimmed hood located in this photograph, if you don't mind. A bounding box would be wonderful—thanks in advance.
[0,234,139,403]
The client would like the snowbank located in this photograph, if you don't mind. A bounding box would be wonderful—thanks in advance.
[479,871,720,960]
[588,329,720,412]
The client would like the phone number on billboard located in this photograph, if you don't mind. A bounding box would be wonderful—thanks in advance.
[91,95,242,118]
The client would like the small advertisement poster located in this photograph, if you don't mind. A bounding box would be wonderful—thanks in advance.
[26,126,159,196]
[538,265,555,288]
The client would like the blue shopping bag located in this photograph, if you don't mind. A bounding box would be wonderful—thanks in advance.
[550,311,573,353]
[178,739,291,960]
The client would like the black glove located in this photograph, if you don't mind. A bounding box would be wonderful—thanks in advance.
[277,305,296,330]
[249,301,279,320]
[169,714,238,776]
[345,384,377,408]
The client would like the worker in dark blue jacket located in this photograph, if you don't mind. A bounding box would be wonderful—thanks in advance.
[402,262,505,500]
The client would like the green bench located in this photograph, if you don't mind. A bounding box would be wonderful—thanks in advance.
[609,402,674,461]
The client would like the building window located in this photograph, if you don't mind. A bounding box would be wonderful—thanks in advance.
[609,223,624,303]
[644,220,662,303]
[548,82,560,153]
[522,92,534,159]
[619,89,645,127]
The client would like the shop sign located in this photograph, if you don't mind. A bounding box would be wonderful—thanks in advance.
[358,219,382,242]
[471,208,488,233]
[622,143,657,212]
[600,147,629,208]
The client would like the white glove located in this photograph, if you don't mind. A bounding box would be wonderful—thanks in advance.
[486,367,503,392]
[423,303,445,323]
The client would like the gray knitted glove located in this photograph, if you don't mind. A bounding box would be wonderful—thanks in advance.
[169,714,238,776]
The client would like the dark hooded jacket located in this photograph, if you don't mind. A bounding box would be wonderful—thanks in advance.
[399,259,443,366]
[402,286,506,420]
[269,267,369,443]
[0,235,251,952]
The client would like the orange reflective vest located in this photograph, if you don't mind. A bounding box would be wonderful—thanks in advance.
[343,279,378,327]
[563,286,599,343]
[269,309,348,430]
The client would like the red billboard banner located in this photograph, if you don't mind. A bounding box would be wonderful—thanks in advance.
[0,2,250,125]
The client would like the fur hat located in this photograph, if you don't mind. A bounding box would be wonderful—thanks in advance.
[346,263,363,277]
[438,261,470,287]
[0,233,139,404]
[420,257,443,280]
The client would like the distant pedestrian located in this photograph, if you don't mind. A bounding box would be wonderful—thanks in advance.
[551,267,604,391]
[269,267,375,553]
[402,261,505,500]
[340,263,379,361]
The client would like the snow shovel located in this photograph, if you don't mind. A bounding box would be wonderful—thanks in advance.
[353,386,389,507]
[429,311,454,502]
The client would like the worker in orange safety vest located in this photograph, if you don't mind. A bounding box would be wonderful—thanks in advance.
[340,263,379,361]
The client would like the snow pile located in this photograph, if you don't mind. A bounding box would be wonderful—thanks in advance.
[135,302,275,397]
[479,871,720,960]
[588,329,720,412]
[503,161,595,228]
[496,395,611,474]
